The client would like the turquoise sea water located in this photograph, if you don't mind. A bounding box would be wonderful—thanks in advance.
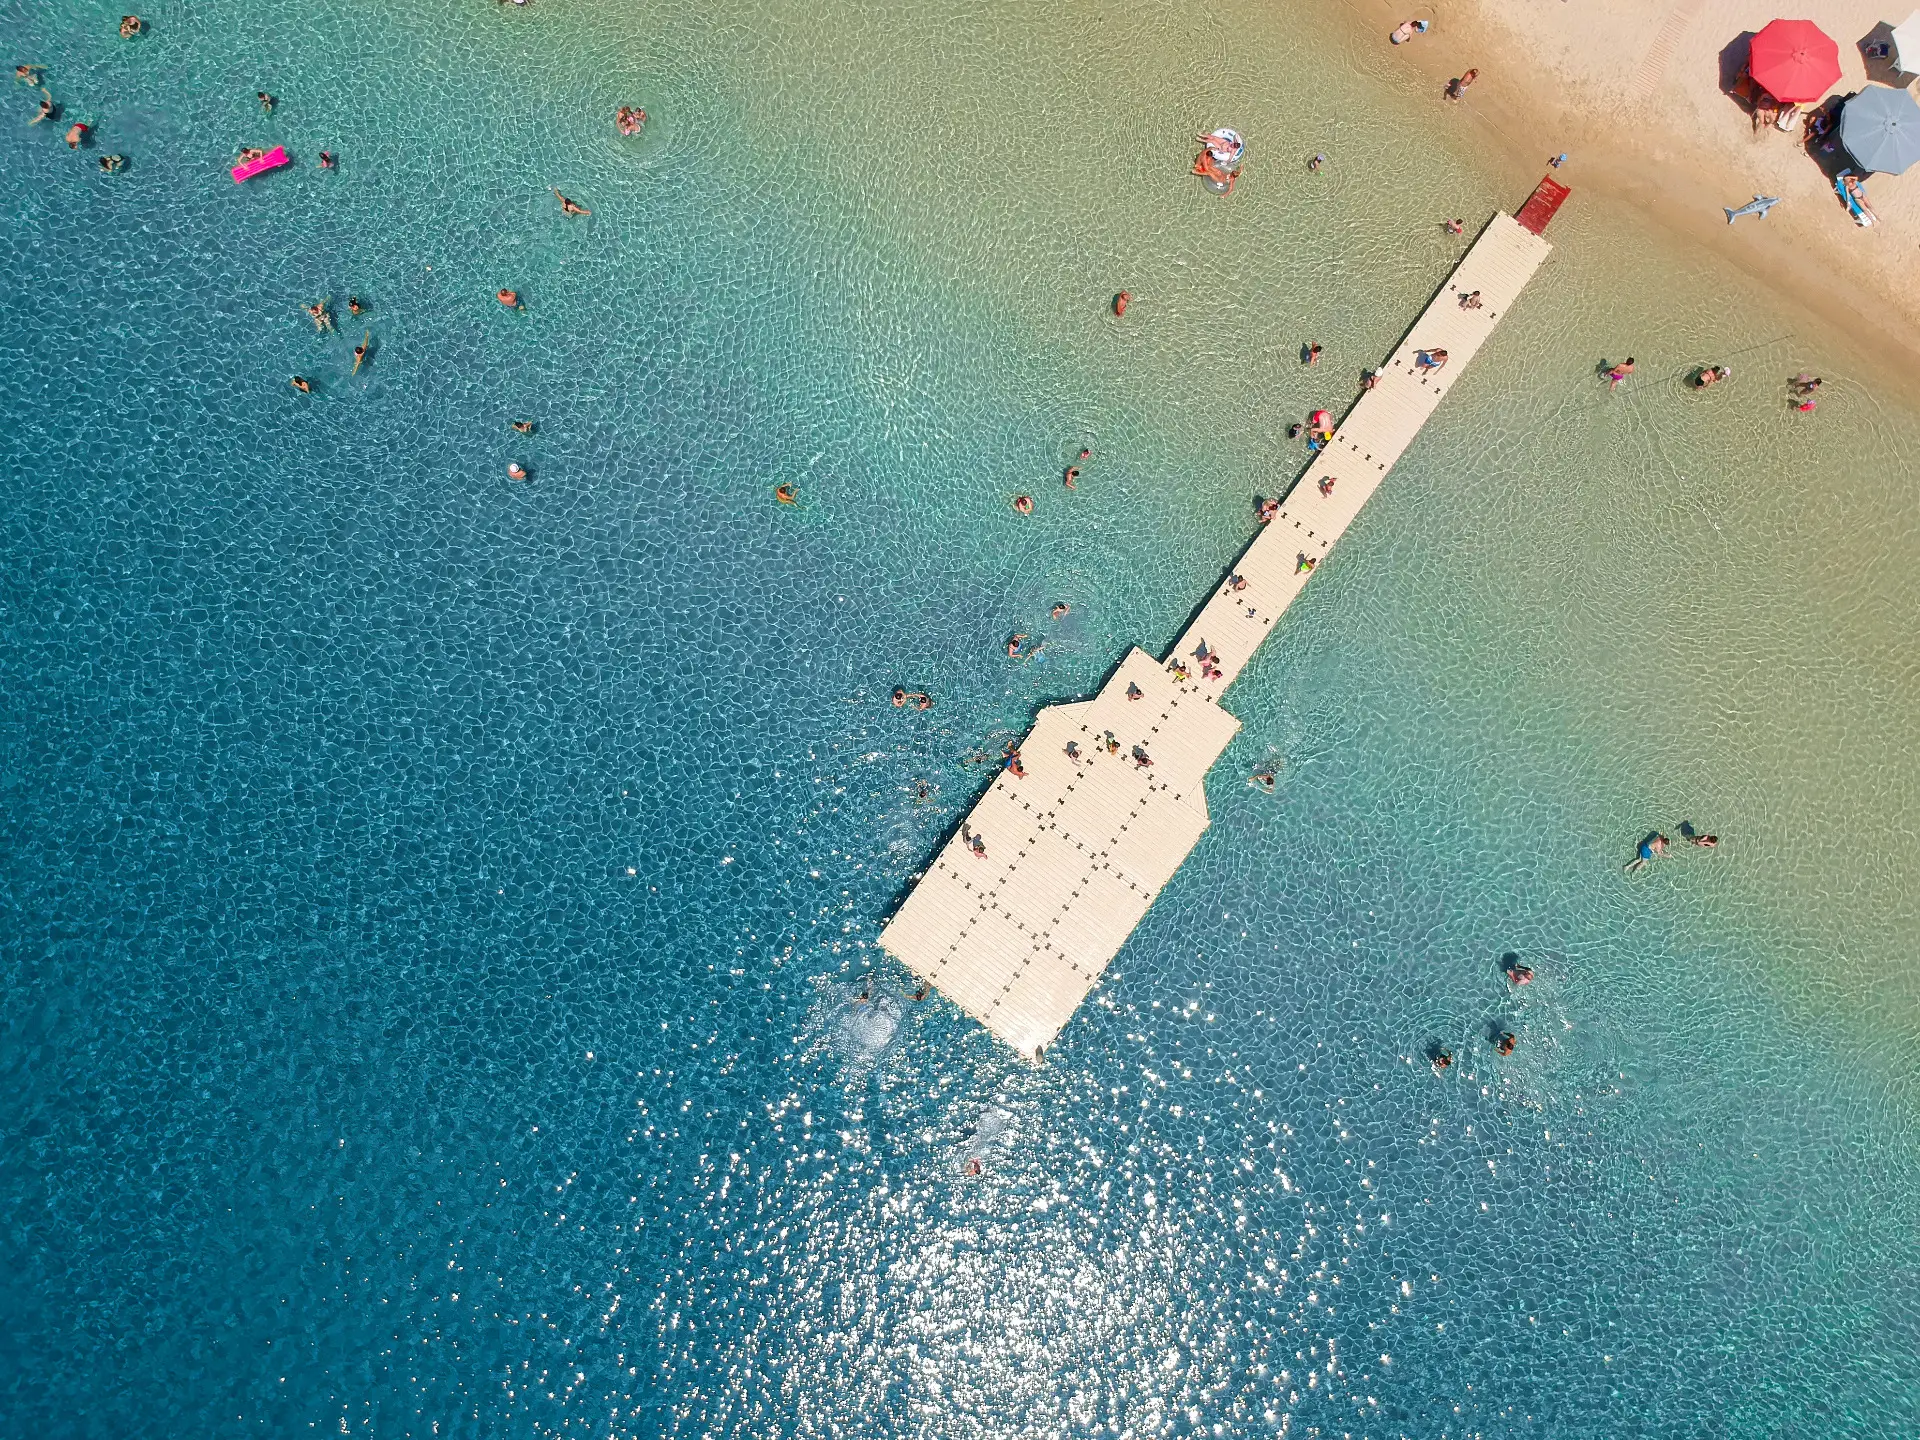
[5,0,1920,1434]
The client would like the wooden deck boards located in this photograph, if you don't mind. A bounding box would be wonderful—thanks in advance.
[879,212,1555,1058]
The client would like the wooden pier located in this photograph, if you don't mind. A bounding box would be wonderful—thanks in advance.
[881,198,1563,1059]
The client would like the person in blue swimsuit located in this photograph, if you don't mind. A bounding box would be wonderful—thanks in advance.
[1624,832,1668,873]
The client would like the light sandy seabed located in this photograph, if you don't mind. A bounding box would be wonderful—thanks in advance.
[1344,0,1920,386]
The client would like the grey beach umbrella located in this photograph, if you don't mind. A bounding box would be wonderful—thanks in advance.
[1839,83,1920,174]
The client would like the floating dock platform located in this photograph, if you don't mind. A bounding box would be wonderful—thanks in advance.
[881,187,1566,1058]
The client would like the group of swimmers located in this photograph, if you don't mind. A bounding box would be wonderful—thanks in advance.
[615,105,646,136]
[1624,824,1717,873]
[1013,448,1094,514]
[1004,631,1047,662]
[1290,408,1337,450]
[290,298,373,392]
[19,64,129,171]
[1429,953,1539,1072]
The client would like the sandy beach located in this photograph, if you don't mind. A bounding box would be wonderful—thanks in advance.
[1344,0,1920,383]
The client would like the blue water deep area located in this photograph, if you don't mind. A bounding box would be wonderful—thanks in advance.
[3,1,1918,1436]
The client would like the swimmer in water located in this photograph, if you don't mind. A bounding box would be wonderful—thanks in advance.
[318,150,335,169]
[1250,770,1276,793]
[31,93,55,124]
[289,375,311,393]
[912,984,929,1001]
[1495,1031,1516,1057]
[1445,218,1464,235]
[511,420,534,435]
[775,483,798,503]
[1113,290,1131,317]
[17,65,45,85]
[258,91,275,113]
[120,14,144,35]
[1013,494,1034,514]
[1432,1048,1453,1073]
[964,1157,983,1177]
[351,331,370,374]
[1624,832,1668,873]
[306,299,334,332]
[1062,466,1079,489]
[497,288,521,308]
[99,153,125,172]
[64,121,86,148]
[1305,342,1323,365]
[1051,602,1070,619]
[553,188,590,216]
[1504,954,1534,985]
[1005,633,1027,658]
[346,296,364,316]
[1605,358,1635,390]
[507,462,529,481]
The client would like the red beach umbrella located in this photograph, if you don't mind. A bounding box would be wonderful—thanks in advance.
[1748,19,1841,103]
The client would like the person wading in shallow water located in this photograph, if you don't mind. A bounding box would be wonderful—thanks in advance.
[1624,832,1668,873]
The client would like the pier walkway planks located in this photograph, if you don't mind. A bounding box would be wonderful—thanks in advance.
[880,209,1557,1059]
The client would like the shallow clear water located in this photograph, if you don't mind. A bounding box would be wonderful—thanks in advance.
[3,0,1919,1434]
